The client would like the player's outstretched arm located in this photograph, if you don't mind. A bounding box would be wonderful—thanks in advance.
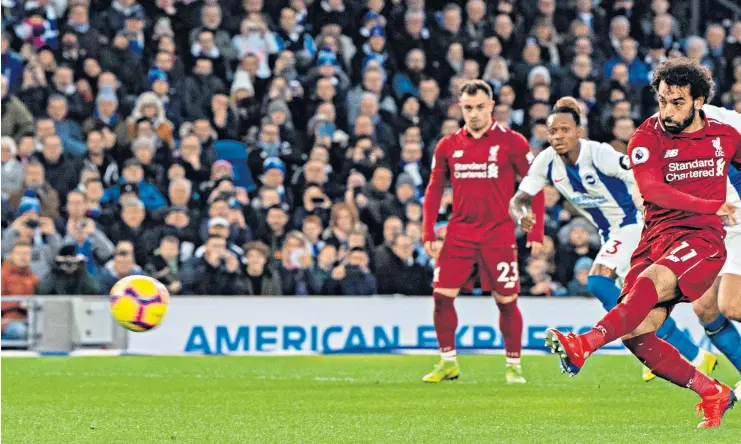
[422,138,449,244]
[629,130,725,214]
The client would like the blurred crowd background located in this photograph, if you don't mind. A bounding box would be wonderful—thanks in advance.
[1,0,740,311]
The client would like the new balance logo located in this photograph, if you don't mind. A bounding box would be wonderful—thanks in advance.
[664,149,679,158]
[452,150,464,158]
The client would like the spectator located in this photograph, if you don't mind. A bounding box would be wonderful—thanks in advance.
[257,204,290,256]
[181,234,243,295]
[189,4,237,62]
[8,162,61,219]
[1,241,40,296]
[103,160,167,211]
[61,190,115,275]
[83,87,131,148]
[392,49,426,100]
[302,215,326,258]
[127,92,175,149]
[183,57,227,120]
[36,244,99,295]
[240,241,283,295]
[97,241,145,293]
[604,38,649,87]
[1,137,24,195]
[323,247,377,296]
[277,231,314,295]
[373,215,403,271]
[232,18,278,79]
[1,76,35,142]
[145,235,182,295]
[82,131,119,188]
[557,221,601,286]
[568,257,593,297]
[347,65,397,128]
[62,4,106,58]
[105,197,150,266]
[1,241,39,340]
[292,184,331,229]
[376,233,430,295]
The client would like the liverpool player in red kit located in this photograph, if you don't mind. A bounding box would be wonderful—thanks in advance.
[421,80,544,384]
[544,59,740,428]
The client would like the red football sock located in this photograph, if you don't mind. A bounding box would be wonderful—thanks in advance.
[433,292,458,356]
[581,277,659,353]
[497,300,523,362]
[623,332,718,396]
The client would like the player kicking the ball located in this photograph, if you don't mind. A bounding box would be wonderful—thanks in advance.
[421,80,544,384]
[510,98,717,383]
[544,59,740,428]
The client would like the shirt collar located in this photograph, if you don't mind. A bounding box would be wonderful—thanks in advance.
[461,119,501,139]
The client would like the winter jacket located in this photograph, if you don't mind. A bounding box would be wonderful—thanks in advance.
[37,268,99,295]
[180,256,244,295]
[239,267,283,296]
[320,266,377,296]
[1,262,39,296]
[375,252,431,295]
[102,180,167,211]
[183,74,227,121]
[37,154,83,200]
[1,96,35,142]
[99,47,144,95]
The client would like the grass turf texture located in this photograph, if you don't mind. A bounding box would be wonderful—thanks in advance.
[2,355,739,443]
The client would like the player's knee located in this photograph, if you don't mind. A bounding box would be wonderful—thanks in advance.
[492,293,517,305]
[637,265,676,299]
[589,264,617,279]
[693,291,720,325]
[435,288,460,298]
[718,293,741,322]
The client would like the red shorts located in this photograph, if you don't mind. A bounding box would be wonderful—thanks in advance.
[434,238,520,295]
[619,230,727,303]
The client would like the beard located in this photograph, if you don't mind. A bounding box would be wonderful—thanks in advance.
[662,106,697,134]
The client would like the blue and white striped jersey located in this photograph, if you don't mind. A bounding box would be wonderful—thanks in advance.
[703,104,741,234]
[519,139,639,241]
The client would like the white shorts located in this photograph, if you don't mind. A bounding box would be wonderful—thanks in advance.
[594,223,643,281]
[720,230,741,276]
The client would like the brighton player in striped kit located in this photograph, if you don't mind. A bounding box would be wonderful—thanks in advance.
[509,97,717,381]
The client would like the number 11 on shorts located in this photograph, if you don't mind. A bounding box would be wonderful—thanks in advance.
[667,241,698,263]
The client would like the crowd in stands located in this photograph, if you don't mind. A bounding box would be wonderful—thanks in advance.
[2,0,741,313]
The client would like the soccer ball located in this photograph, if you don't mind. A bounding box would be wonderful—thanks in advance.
[109,275,170,332]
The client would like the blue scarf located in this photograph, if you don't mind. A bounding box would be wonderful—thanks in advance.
[75,239,96,276]
[94,108,120,126]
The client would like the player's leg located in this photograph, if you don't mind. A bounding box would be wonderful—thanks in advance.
[547,235,725,375]
[590,260,710,381]
[621,308,737,428]
[695,277,741,378]
[423,241,474,382]
[479,245,525,383]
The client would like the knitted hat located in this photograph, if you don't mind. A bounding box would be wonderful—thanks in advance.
[263,157,286,174]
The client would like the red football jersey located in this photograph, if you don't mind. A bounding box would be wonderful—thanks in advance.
[423,121,543,245]
[628,112,741,241]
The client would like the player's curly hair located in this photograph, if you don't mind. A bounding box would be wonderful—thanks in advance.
[650,57,715,102]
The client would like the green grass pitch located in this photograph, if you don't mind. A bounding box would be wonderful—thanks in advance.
[2,355,739,443]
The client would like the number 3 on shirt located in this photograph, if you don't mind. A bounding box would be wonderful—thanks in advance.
[605,240,622,255]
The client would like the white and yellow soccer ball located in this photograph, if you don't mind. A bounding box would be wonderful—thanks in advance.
[109,275,170,332]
